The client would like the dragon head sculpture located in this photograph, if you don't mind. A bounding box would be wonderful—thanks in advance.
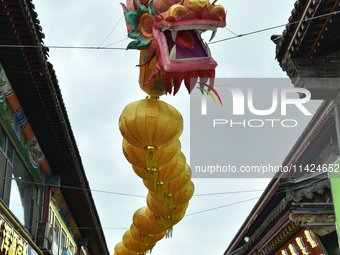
[121,0,226,96]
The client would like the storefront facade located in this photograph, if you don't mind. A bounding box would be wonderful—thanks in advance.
[225,0,340,254]
[0,0,109,254]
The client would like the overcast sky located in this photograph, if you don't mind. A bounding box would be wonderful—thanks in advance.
[32,1,321,254]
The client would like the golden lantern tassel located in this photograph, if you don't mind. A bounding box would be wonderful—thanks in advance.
[145,234,154,247]
[163,215,173,238]
[155,181,164,198]
[145,168,157,188]
[145,146,157,169]
[163,194,173,211]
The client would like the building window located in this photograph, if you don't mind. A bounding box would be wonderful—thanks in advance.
[50,203,77,255]
[0,126,42,234]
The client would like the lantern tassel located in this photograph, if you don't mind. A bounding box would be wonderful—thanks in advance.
[145,146,157,169]
[145,234,154,246]
[163,215,173,238]
[155,181,164,198]
[163,194,173,211]
[146,168,157,188]
[165,227,173,238]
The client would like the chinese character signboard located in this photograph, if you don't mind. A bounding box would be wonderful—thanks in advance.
[275,228,326,255]
[0,215,29,255]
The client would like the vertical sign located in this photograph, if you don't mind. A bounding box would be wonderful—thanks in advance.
[329,158,340,249]
[275,228,326,255]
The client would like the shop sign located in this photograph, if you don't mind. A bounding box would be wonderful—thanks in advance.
[0,215,28,255]
[275,228,326,255]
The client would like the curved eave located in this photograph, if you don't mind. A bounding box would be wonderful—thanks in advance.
[274,0,340,65]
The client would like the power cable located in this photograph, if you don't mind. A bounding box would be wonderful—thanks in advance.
[103,37,129,48]
[194,189,265,196]
[0,9,339,50]
[73,197,261,230]
[0,45,126,50]
[185,197,260,217]
[209,9,340,45]
[40,187,290,230]
[17,179,291,198]
[98,15,124,48]
[19,180,146,198]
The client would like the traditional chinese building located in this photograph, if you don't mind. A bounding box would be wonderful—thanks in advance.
[224,0,340,254]
[0,0,109,254]
[224,100,340,255]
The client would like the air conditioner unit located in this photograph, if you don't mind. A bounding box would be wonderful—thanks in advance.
[36,221,57,255]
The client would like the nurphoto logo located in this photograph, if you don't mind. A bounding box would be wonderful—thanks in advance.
[199,82,312,128]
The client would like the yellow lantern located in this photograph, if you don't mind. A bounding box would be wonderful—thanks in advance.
[119,99,183,149]
[123,230,155,253]
[147,193,189,217]
[130,223,165,245]
[122,138,181,169]
[114,241,139,255]
[133,207,165,235]
[147,179,194,211]
[144,164,191,197]
[132,152,186,188]
[146,206,186,237]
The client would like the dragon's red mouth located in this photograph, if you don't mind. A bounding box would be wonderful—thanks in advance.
[153,21,223,73]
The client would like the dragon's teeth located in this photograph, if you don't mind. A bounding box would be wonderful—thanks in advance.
[172,30,178,42]
[170,45,177,60]
[209,29,217,42]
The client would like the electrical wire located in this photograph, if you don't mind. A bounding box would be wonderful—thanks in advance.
[209,9,340,45]
[17,179,292,198]
[0,45,126,50]
[193,189,265,196]
[97,15,124,48]
[103,37,129,48]
[0,9,339,50]
[33,187,291,230]
[18,180,146,198]
[185,197,260,217]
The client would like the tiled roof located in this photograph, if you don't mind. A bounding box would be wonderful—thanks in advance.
[273,0,340,65]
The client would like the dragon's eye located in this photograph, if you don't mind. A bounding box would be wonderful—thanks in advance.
[138,13,155,40]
